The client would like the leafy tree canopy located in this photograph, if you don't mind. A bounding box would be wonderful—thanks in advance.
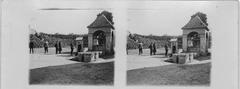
[98,11,114,24]
[191,12,208,26]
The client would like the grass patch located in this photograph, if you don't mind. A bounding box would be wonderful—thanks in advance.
[127,63,211,86]
[30,62,114,85]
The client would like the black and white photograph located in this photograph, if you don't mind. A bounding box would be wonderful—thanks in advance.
[0,0,239,89]
[27,1,115,85]
[126,1,234,86]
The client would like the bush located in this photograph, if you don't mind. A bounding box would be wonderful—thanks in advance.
[127,33,177,49]
[29,33,85,48]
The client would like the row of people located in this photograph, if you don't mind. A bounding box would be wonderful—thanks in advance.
[29,41,81,56]
[54,41,62,54]
[138,42,176,57]
[29,41,62,54]
[138,42,159,56]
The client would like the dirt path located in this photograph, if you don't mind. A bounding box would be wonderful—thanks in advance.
[127,49,173,70]
[30,53,77,69]
[127,54,173,70]
[30,48,114,69]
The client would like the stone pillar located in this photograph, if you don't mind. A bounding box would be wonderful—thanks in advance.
[105,32,112,54]
[88,33,93,51]
[175,41,178,52]
[182,34,188,52]
[206,32,209,50]
[200,33,206,53]
[112,31,115,51]
[206,32,210,49]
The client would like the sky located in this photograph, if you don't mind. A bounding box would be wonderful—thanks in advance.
[30,0,114,34]
[3,0,114,34]
[127,1,219,36]
[2,0,237,36]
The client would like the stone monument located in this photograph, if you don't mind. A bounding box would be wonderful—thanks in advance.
[87,11,115,56]
[182,15,210,54]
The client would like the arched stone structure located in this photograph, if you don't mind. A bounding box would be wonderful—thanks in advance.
[182,15,210,54]
[187,31,200,52]
[87,11,115,55]
[92,30,106,51]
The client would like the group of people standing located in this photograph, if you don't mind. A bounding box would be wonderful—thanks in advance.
[54,41,62,54]
[29,41,49,54]
[29,40,79,55]
[148,43,157,55]
[138,42,170,57]
[43,41,63,54]
[138,42,157,56]
[29,40,62,54]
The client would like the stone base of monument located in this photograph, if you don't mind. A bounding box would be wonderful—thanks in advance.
[76,51,102,62]
[172,53,195,64]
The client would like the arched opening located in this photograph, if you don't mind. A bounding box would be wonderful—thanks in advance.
[93,30,106,51]
[187,32,200,52]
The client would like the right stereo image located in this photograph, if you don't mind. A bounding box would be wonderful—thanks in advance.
[126,1,212,86]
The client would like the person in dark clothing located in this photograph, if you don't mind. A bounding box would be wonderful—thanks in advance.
[172,45,176,54]
[44,41,49,54]
[164,44,168,57]
[153,43,157,55]
[29,41,34,54]
[77,44,82,52]
[58,41,62,54]
[54,42,58,54]
[138,42,143,55]
[149,43,153,56]
[70,43,74,55]
[75,44,82,56]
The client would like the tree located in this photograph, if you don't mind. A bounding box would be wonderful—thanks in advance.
[191,12,208,25]
[98,11,114,24]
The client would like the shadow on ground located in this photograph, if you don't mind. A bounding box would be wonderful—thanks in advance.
[60,51,73,54]
[195,55,211,61]
[163,58,175,63]
[30,62,114,85]
[150,56,169,59]
[101,55,115,59]
[68,57,82,62]
[56,54,73,57]
[66,55,114,62]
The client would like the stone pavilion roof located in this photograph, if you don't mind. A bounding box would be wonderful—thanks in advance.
[182,15,209,31]
[87,11,114,29]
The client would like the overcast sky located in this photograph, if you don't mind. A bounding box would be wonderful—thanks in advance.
[2,0,237,36]
[3,0,114,34]
[127,1,220,36]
